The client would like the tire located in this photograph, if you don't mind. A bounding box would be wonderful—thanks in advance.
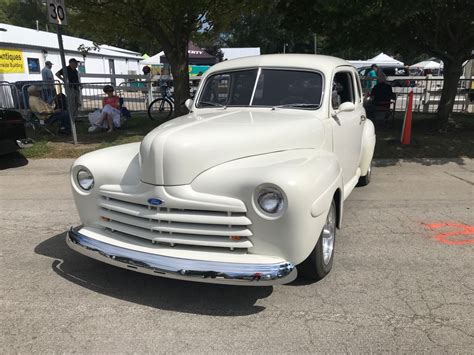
[357,160,372,187]
[298,200,337,281]
[148,98,173,121]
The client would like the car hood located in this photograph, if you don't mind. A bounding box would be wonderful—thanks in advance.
[140,109,325,185]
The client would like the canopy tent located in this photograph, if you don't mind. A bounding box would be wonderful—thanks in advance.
[368,53,404,66]
[159,42,217,65]
[410,60,443,70]
[347,52,404,68]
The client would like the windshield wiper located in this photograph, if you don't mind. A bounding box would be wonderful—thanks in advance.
[199,101,227,108]
[271,103,320,110]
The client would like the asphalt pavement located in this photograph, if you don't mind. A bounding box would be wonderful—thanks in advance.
[1,157,473,353]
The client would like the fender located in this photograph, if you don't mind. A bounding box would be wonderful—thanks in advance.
[191,149,344,264]
[359,119,376,175]
[70,143,141,225]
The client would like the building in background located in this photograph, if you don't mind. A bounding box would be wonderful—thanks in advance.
[0,23,142,83]
[221,47,260,61]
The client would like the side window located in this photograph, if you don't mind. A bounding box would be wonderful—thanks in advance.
[331,71,355,109]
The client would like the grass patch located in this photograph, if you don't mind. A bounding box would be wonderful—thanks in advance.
[22,113,163,159]
[373,112,474,159]
[20,111,474,159]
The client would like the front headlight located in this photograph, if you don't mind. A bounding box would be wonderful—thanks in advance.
[256,186,286,216]
[77,168,94,191]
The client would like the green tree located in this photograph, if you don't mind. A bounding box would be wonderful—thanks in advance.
[71,0,245,116]
[280,0,474,126]
[0,0,49,30]
[224,2,316,54]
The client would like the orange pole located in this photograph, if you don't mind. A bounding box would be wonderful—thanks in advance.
[401,91,414,145]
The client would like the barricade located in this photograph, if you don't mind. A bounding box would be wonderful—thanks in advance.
[361,76,473,114]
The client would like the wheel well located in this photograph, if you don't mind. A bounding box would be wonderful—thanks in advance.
[333,189,342,229]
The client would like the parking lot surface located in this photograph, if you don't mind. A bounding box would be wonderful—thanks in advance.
[1,157,473,353]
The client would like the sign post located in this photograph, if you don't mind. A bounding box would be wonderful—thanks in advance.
[47,0,78,144]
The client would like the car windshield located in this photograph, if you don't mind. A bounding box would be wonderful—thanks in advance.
[197,69,323,109]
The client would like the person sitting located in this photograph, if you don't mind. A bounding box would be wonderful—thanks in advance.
[28,85,71,134]
[98,85,121,133]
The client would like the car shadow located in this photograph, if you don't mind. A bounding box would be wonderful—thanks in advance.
[34,232,273,316]
[0,151,28,170]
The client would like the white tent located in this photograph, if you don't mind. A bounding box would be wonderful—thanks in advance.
[368,53,404,66]
[140,51,164,65]
[347,52,404,68]
[410,60,443,70]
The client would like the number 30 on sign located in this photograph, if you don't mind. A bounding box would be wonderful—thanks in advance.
[47,0,68,26]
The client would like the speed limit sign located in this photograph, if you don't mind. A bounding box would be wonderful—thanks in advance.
[47,0,68,26]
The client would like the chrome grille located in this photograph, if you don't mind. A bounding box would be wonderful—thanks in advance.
[97,194,253,250]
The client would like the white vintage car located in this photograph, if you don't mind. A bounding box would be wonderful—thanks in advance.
[68,54,375,285]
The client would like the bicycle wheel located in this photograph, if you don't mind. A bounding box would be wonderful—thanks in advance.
[148,98,173,121]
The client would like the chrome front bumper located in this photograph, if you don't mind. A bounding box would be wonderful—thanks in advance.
[67,227,297,286]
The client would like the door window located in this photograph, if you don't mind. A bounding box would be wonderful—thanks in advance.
[331,71,355,109]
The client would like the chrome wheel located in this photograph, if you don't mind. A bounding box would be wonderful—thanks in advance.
[322,203,336,265]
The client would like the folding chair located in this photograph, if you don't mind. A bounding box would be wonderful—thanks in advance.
[24,110,59,136]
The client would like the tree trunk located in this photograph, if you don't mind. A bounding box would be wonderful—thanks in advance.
[165,43,190,118]
[437,58,464,126]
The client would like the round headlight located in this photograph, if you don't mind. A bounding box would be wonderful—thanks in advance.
[257,187,285,214]
[77,168,94,191]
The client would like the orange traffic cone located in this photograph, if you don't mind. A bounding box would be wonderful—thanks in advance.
[401,91,413,145]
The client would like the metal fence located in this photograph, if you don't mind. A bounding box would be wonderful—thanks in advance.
[362,76,473,113]
[1,76,472,118]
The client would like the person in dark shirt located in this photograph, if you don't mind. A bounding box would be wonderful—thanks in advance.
[56,58,80,116]
[370,74,395,104]
[365,74,395,119]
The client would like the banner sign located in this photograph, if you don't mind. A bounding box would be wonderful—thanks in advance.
[0,48,25,73]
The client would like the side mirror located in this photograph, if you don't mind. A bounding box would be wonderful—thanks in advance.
[184,98,194,111]
[336,101,355,113]
[331,101,355,125]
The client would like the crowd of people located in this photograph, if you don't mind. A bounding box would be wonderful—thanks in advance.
[30,58,126,134]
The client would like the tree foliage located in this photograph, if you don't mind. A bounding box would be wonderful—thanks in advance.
[70,0,246,115]
[278,0,474,124]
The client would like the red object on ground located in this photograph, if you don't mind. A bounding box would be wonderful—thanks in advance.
[401,91,414,144]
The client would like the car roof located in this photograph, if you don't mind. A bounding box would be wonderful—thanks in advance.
[205,54,352,77]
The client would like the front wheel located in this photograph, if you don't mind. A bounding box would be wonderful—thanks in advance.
[148,98,173,121]
[297,200,337,281]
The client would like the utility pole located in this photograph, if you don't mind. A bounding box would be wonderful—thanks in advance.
[314,34,317,54]
[47,0,77,144]
[57,24,77,144]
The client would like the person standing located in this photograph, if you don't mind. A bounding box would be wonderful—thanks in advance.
[56,58,80,117]
[366,64,378,90]
[41,61,55,103]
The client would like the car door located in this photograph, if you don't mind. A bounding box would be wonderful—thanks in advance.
[330,68,364,187]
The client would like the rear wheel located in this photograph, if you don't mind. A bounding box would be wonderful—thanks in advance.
[148,98,173,121]
[298,200,337,281]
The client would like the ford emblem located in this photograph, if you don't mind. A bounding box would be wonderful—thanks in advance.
[148,198,164,206]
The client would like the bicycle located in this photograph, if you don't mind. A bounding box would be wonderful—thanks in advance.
[148,81,174,121]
